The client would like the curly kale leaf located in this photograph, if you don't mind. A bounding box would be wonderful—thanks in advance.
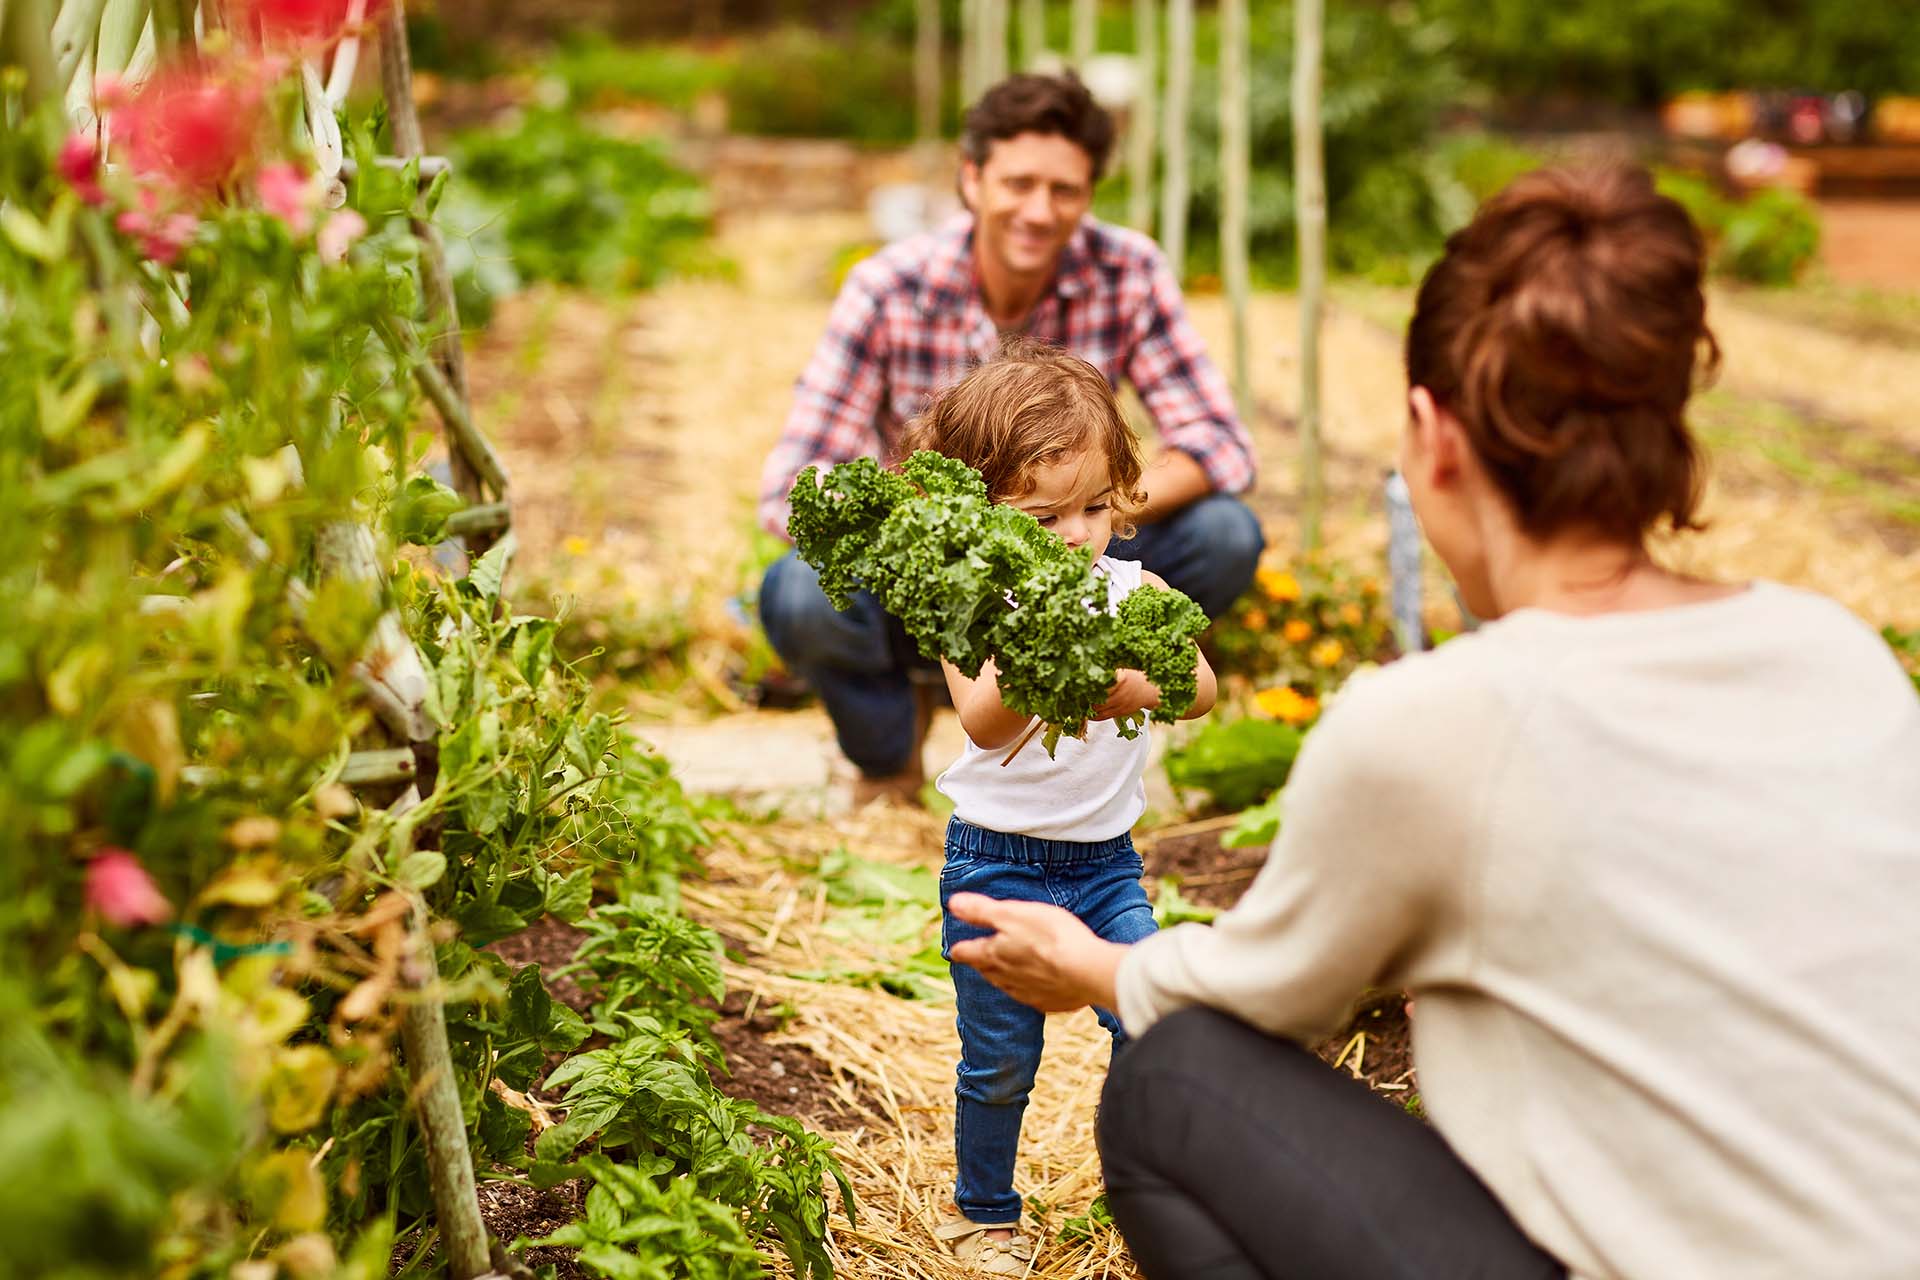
[1111,585,1210,737]
[785,451,1212,747]
[987,550,1116,742]
[786,459,913,609]
[900,449,989,501]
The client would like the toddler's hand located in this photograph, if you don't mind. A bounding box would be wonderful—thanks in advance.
[1093,668,1161,722]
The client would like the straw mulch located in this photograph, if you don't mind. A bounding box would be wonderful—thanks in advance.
[685,804,1140,1279]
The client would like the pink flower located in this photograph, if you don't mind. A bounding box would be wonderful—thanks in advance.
[114,62,264,196]
[257,162,316,234]
[236,0,385,49]
[93,71,129,112]
[116,197,201,265]
[86,849,173,927]
[317,208,366,263]
[58,133,107,206]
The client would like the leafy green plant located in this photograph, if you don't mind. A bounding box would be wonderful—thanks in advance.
[561,900,728,1038]
[1163,718,1304,811]
[722,25,929,144]
[1151,877,1218,928]
[1656,171,1820,285]
[1056,1192,1117,1244]
[789,452,1209,753]
[449,110,715,290]
[1223,790,1285,849]
[544,33,735,113]
[532,1021,856,1280]
[523,1154,762,1280]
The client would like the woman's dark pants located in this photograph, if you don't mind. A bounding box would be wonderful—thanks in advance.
[1097,1007,1566,1279]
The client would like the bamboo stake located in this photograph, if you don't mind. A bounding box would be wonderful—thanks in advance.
[959,0,979,104]
[1293,0,1327,547]
[1158,0,1193,278]
[979,0,1008,89]
[1019,0,1044,67]
[1127,0,1156,232]
[914,0,940,184]
[1070,0,1094,68]
[1220,0,1252,425]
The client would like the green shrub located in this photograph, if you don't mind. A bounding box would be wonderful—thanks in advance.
[544,32,734,112]
[450,109,714,290]
[1163,718,1304,812]
[723,25,934,144]
[1717,187,1820,286]
[1655,171,1820,285]
[1417,0,1920,104]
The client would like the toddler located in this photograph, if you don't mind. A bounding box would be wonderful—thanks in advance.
[905,341,1218,1274]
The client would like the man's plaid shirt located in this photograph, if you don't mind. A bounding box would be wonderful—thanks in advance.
[758,213,1255,536]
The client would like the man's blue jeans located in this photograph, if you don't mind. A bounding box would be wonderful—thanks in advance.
[939,818,1160,1224]
[759,492,1264,776]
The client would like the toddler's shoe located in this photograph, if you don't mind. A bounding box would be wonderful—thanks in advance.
[933,1216,1036,1276]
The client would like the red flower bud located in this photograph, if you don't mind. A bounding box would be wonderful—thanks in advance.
[58,132,107,206]
[85,848,173,928]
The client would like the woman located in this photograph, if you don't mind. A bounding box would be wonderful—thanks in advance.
[947,166,1920,1280]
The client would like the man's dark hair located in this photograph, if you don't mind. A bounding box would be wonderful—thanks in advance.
[962,73,1115,181]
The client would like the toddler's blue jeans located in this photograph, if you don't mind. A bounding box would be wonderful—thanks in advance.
[939,817,1160,1224]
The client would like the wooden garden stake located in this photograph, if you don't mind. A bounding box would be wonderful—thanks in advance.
[1127,0,1157,232]
[1221,0,1252,426]
[1159,0,1193,278]
[397,900,495,1280]
[1294,0,1327,547]
[377,0,510,554]
[915,0,941,182]
[1070,0,1095,68]
[1019,0,1045,67]
[980,0,1009,90]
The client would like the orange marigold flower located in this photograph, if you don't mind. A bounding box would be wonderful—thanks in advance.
[1340,603,1365,627]
[1257,568,1301,602]
[1255,686,1319,725]
[1310,638,1345,668]
[1282,619,1313,644]
[1242,608,1269,630]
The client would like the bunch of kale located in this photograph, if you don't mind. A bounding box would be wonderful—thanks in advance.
[788,451,1209,753]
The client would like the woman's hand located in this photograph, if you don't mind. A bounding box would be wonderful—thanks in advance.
[1092,668,1161,722]
[947,893,1130,1012]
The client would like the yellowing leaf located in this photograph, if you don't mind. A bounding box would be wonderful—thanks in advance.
[272,1234,337,1279]
[118,699,184,805]
[225,816,282,850]
[46,642,112,717]
[265,1045,339,1133]
[248,1149,327,1232]
[198,858,286,908]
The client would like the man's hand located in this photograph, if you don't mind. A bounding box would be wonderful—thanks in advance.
[947,893,1129,1012]
[1093,668,1161,722]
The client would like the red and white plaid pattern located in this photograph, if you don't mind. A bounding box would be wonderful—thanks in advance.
[758,213,1255,536]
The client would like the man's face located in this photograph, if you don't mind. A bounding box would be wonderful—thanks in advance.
[960,131,1095,280]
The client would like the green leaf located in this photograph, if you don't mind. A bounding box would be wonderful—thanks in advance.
[389,473,463,545]
[506,964,554,1040]
[478,1090,533,1163]
[464,529,518,602]
[393,849,447,889]
[1223,791,1285,849]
